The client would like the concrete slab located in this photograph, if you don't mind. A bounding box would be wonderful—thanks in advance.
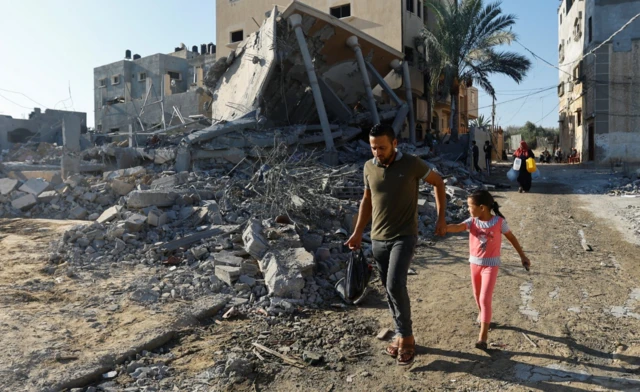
[11,194,37,210]
[127,190,178,208]
[18,178,51,196]
[0,178,19,195]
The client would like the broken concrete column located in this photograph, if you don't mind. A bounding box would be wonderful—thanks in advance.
[347,36,380,125]
[61,116,82,179]
[401,60,416,145]
[288,13,337,165]
[175,147,191,172]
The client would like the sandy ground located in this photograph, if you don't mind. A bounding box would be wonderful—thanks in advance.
[0,219,187,391]
[2,163,640,391]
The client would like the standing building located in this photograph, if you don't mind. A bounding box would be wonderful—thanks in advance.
[558,0,640,163]
[94,45,216,134]
[215,0,478,140]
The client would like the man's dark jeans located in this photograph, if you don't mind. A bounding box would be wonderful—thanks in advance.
[372,235,417,338]
[473,155,481,172]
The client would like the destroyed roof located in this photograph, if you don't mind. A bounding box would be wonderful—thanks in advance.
[203,2,404,129]
[281,1,404,73]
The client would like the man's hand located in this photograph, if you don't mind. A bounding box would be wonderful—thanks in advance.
[435,217,447,236]
[345,232,363,250]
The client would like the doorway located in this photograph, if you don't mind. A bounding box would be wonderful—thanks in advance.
[588,123,595,161]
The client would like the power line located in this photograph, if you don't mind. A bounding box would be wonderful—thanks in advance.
[0,87,48,108]
[0,92,34,110]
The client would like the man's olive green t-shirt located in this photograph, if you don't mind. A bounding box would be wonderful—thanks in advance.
[363,152,431,241]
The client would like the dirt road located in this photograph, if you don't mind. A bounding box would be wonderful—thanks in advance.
[2,164,640,391]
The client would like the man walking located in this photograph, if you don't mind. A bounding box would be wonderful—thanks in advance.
[483,140,492,175]
[345,124,447,366]
[471,141,481,173]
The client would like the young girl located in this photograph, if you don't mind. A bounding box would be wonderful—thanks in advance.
[446,190,531,350]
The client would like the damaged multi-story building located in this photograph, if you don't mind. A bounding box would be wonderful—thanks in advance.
[215,0,478,141]
[558,0,640,164]
[0,108,87,151]
[93,44,217,134]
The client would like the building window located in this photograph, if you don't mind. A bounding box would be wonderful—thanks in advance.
[417,1,422,18]
[407,0,414,13]
[588,17,592,43]
[573,63,581,80]
[168,71,181,80]
[110,127,119,133]
[471,92,475,104]
[139,72,147,82]
[573,15,582,41]
[559,42,564,62]
[99,78,107,88]
[560,12,562,25]
[330,4,351,19]
[97,124,102,132]
[558,82,565,97]
[576,111,582,127]
[404,46,414,64]
[111,75,120,85]
[230,30,243,43]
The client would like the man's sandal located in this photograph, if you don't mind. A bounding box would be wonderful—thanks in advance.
[384,338,399,358]
[397,344,415,366]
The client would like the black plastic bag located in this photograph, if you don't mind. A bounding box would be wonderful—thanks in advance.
[345,249,371,301]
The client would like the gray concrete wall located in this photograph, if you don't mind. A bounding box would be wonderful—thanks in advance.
[0,109,87,151]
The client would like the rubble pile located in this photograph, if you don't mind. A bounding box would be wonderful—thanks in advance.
[86,313,379,391]
[2,142,64,165]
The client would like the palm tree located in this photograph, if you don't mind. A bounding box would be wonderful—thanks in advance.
[418,0,531,140]
[469,114,490,128]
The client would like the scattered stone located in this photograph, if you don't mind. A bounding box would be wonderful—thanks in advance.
[215,265,242,286]
[69,206,88,220]
[97,206,122,224]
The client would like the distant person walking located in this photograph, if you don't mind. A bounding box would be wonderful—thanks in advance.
[446,190,530,350]
[513,141,535,193]
[472,141,482,173]
[483,141,492,175]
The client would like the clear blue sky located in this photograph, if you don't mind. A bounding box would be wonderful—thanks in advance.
[0,0,559,129]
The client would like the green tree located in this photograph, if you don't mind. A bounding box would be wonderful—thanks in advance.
[418,0,531,141]
[469,114,490,128]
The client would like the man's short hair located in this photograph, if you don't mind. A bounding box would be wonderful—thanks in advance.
[472,140,477,145]
[369,123,396,140]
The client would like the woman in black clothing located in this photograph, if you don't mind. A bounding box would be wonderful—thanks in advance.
[513,141,535,193]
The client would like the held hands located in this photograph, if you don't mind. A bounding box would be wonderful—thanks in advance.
[521,256,531,271]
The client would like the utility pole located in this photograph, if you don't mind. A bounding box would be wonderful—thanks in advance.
[491,97,496,133]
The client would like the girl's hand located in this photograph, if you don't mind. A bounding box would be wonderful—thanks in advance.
[521,256,531,271]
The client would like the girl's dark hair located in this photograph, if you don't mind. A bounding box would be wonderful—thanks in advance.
[469,190,505,219]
